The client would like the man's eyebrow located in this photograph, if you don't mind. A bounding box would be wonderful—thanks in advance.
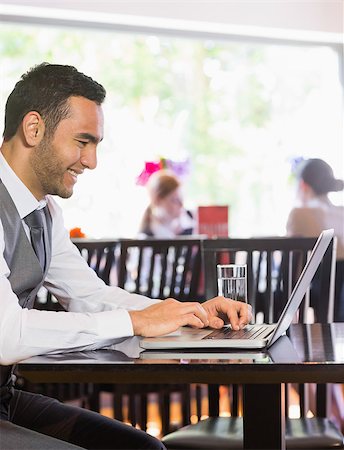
[75,133,103,144]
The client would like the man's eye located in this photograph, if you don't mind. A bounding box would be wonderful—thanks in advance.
[77,140,88,147]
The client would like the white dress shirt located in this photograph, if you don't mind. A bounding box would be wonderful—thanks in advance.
[0,152,159,365]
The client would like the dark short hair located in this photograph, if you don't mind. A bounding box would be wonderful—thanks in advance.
[3,62,106,140]
[298,158,344,195]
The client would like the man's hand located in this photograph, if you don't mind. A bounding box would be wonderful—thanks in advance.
[129,296,252,337]
[129,298,209,337]
[202,296,252,331]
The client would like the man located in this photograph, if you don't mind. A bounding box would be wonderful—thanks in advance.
[0,63,252,449]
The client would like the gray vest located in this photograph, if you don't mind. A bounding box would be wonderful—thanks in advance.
[0,178,52,419]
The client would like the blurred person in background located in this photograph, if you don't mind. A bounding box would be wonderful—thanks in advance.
[138,169,195,238]
[286,158,344,321]
[286,157,344,433]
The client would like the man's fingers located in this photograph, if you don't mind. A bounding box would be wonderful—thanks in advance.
[181,313,208,329]
[208,316,224,329]
[240,303,253,326]
[228,302,252,330]
[178,302,209,327]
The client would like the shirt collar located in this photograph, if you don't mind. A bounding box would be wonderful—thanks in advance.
[0,151,47,219]
[302,196,330,208]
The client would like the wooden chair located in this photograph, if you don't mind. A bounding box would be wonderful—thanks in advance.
[162,236,344,449]
[117,237,203,302]
[114,237,203,434]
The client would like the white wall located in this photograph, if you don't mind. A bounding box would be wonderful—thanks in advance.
[1,0,343,35]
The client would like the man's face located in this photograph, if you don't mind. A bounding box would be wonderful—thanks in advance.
[30,96,104,199]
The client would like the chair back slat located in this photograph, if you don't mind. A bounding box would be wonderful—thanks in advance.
[180,246,192,295]
[170,246,182,296]
[159,247,169,299]
[266,250,273,322]
[135,247,144,292]
[147,246,157,296]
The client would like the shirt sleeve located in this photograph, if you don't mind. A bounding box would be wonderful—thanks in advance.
[0,199,160,365]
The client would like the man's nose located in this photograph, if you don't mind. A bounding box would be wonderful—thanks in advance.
[81,146,97,170]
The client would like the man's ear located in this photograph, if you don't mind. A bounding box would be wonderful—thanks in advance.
[22,111,45,146]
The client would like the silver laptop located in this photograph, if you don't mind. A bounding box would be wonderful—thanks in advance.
[140,229,334,350]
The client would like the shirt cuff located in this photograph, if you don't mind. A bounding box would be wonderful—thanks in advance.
[94,309,134,339]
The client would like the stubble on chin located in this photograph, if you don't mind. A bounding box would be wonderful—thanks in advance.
[30,138,73,199]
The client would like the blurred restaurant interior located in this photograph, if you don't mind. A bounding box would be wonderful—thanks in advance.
[1,0,343,447]
[1,0,343,240]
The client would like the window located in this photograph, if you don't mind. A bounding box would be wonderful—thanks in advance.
[1,22,342,237]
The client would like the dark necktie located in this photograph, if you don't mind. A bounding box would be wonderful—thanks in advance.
[24,208,46,271]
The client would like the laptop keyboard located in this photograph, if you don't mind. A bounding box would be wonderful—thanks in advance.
[203,325,272,340]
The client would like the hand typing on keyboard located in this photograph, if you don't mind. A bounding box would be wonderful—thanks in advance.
[130,296,252,337]
[201,296,252,331]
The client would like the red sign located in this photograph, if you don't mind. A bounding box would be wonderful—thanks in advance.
[197,205,229,238]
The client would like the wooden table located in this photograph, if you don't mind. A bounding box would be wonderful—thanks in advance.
[18,323,344,449]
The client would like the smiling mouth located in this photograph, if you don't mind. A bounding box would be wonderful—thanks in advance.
[68,168,78,176]
[67,169,79,183]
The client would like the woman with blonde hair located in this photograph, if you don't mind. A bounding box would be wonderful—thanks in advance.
[138,169,194,238]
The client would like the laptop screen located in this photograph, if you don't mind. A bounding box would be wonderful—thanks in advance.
[268,229,334,347]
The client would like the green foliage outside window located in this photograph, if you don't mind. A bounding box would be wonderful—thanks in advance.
[0,23,341,237]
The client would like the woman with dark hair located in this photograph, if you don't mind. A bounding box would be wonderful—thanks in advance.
[287,158,344,433]
[138,169,195,237]
[287,158,344,320]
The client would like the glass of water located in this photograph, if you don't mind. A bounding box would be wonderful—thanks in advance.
[217,264,247,303]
